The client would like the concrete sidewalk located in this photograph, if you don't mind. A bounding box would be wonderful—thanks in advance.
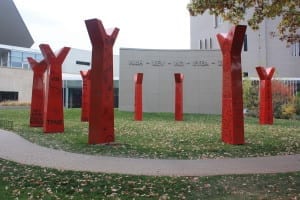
[0,129,299,176]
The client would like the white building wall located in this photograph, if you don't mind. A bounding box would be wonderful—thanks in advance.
[0,66,32,102]
[265,17,300,78]
[62,48,91,74]
[62,48,119,79]
[190,12,300,78]
[119,48,222,114]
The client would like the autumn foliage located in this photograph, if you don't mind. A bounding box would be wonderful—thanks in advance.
[243,79,298,119]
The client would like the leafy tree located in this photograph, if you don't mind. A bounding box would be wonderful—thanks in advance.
[187,0,300,44]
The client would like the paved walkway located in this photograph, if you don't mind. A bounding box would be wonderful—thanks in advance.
[0,129,299,176]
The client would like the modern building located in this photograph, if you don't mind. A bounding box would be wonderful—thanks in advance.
[190,11,300,91]
[0,0,37,103]
[118,14,300,114]
[1,0,299,114]
[0,44,120,108]
[119,48,222,114]
[0,0,119,108]
[0,0,33,48]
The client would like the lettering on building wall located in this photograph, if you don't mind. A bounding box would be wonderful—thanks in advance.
[192,60,209,67]
[174,61,184,67]
[152,60,164,66]
[127,58,222,68]
[129,60,143,66]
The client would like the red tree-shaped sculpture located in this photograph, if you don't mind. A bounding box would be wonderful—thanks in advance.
[217,25,246,145]
[256,66,275,125]
[174,73,184,121]
[39,44,70,133]
[28,58,47,127]
[134,73,143,121]
[85,19,119,144]
[80,70,91,122]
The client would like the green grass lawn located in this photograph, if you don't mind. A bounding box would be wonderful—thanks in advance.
[0,108,299,199]
[0,108,299,159]
[0,159,299,200]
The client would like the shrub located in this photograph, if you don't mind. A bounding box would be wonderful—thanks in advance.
[280,103,296,119]
[243,79,297,119]
[294,93,300,116]
[272,80,294,119]
[243,79,259,117]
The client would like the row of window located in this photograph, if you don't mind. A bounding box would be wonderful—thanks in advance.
[200,35,248,51]
[8,50,92,69]
[0,91,18,102]
[291,42,300,57]
[10,50,43,69]
[199,38,213,50]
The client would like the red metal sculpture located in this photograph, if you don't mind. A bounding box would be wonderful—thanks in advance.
[134,73,143,121]
[256,66,275,125]
[39,44,70,133]
[80,70,91,122]
[217,25,246,145]
[85,19,119,144]
[28,58,47,127]
[174,73,184,121]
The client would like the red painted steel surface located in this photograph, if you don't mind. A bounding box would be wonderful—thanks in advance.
[28,58,47,127]
[39,44,70,133]
[134,73,143,121]
[174,73,184,121]
[80,70,91,122]
[85,19,119,144]
[217,25,246,145]
[256,66,275,125]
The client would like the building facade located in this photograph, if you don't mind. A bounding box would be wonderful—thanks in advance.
[0,44,120,108]
[0,0,33,48]
[2,0,299,114]
[190,12,300,92]
[119,48,222,114]
[0,0,120,108]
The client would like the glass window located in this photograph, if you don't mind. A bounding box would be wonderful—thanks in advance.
[10,50,22,68]
[0,91,18,102]
[35,53,43,61]
[11,50,22,58]
[11,56,22,62]
[244,34,248,51]
[11,61,22,68]
[292,42,300,56]
[214,15,223,28]
[22,63,29,69]
[113,80,119,88]
[23,52,35,61]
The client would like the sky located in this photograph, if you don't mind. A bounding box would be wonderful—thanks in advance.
[13,0,191,54]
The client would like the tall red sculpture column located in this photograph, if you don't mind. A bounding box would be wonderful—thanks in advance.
[85,19,119,144]
[256,66,275,125]
[217,25,246,145]
[174,73,184,121]
[80,70,91,122]
[39,44,70,133]
[28,58,47,127]
[134,73,143,121]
